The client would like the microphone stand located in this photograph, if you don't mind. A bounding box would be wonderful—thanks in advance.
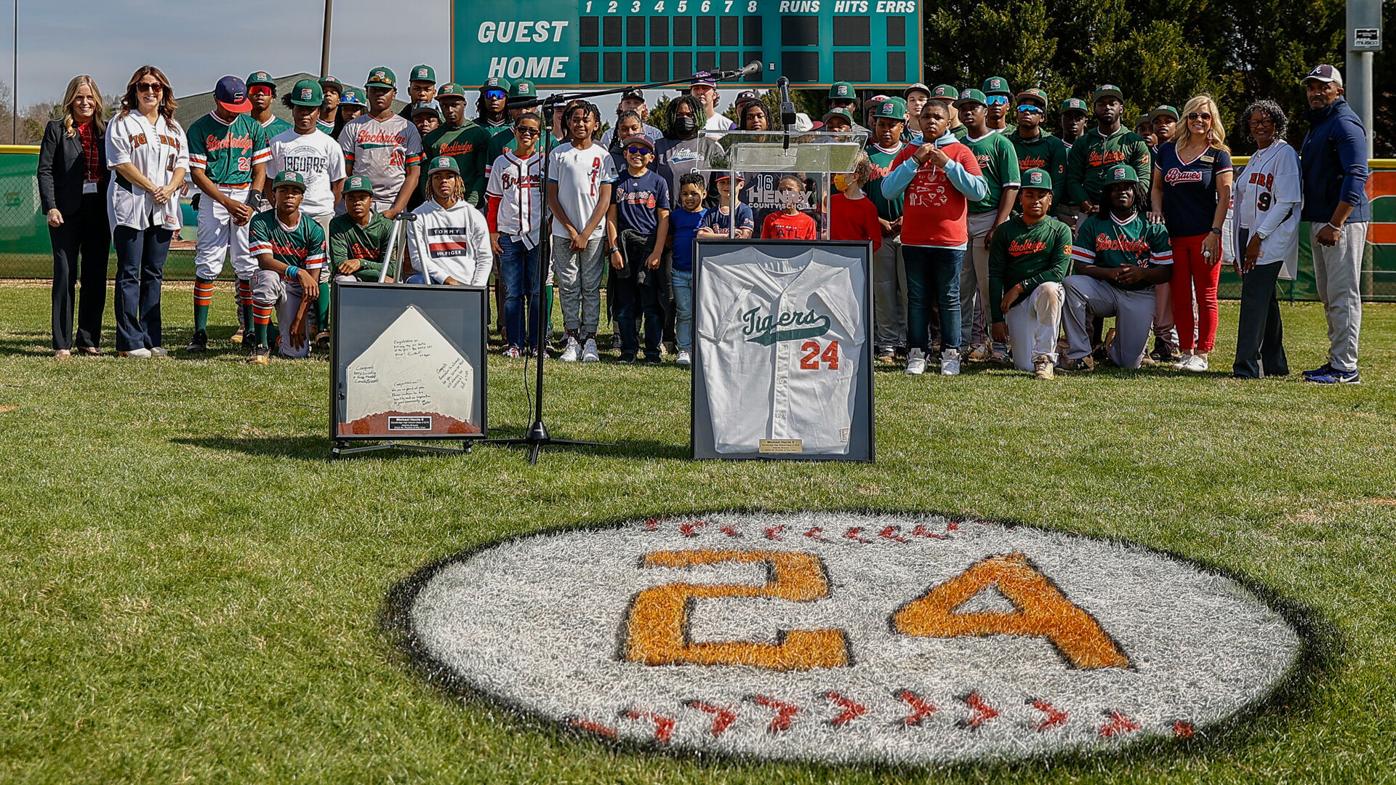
[488,65,759,464]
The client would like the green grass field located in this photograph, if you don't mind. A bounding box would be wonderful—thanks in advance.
[2,281,1393,784]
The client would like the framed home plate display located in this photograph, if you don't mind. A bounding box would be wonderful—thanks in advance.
[330,282,487,450]
[691,240,873,462]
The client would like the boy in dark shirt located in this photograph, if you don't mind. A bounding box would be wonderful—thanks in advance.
[605,135,671,362]
[669,172,708,367]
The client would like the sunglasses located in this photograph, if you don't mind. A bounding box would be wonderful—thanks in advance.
[984,95,1009,106]
[1016,104,1043,114]
[625,145,651,155]
[248,85,273,96]
[484,90,507,100]
[136,82,163,93]
[1187,112,1212,121]
[515,127,541,137]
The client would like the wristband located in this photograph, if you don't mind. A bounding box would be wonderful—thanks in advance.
[1325,222,1343,232]
[285,265,299,281]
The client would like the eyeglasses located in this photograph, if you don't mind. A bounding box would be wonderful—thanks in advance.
[136,82,163,93]
[1248,116,1275,126]
[625,145,651,155]
[515,127,541,137]
[1016,105,1043,114]
[1187,112,1212,121]
[984,95,1009,106]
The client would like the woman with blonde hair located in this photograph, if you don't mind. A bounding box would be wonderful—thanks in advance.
[36,74,110,357]
[1149,94,1233,372]
[105,65,188,358]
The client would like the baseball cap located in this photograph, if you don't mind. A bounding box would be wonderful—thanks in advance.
[1016,88,1049,109]
[1302,64,1343,86]
[437,83,467,100]
[870,97,907,120]
[511,80,538,99]
[1103,164,1138,185]
[1149,104,1179,121]
[214,75,251,114]
[955,88,988,108]
[714,172,746,183]
[480,77,511,96]
[791,112,815,133]
[246,70,276,89]
[339,87,366,107]
[272,171,307,191]
[411,100,443,120]
[734,89,761,107]
[690,71,717,88]
[931,84,959,101]
[409,64,437,84]
[428,155,461,176]
[822,107,855,125]
[1092,84,1125,103]
[981,76,1011,96]
[1060,97,1088,114]
[365,67,396,89]
[287,79,324,108]
[621,135,655,151]
[1021,167,1053,191]
[342,174,374,195]
[319,75,343,90]
[621,88,646,102]
[828,81,856,101]
[904,82,931,99]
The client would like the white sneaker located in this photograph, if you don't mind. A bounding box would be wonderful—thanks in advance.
[120,348,152,359]
[1183,353,1209,372]
[940,348,961,376]
[676,350,691,367]
[149,347,169,358]
[581,337,600,362]
[560,336,580,362]
[1172,352,1194,370]
[905,348,926,375]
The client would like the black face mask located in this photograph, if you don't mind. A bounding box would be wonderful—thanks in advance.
[673,115,698,136]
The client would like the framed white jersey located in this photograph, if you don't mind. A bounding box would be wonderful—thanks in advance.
[692,240,874,461]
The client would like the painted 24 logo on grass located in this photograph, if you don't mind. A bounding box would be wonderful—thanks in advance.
[400,512,1303,766]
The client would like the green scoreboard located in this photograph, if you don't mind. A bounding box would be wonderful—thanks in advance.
[452,0,923,89]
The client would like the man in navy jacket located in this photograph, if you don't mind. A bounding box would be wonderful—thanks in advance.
[1299,64,1369,385]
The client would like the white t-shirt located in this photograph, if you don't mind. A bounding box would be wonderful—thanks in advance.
[547,141,617,240]
[1231,139,1302,273]
[105,112,189,231]
[267,129,346,217]
[485,149,543,247]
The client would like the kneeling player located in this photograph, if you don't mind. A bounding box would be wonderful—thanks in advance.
[1061,165,1173,370]
[330,175,393,283]
[988,168,1072,379]
[248,172,327,364]
[407,156,492,286]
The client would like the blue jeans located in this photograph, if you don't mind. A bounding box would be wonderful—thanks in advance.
[498,238,540,351]
[671,268,693,353]
[903,245,962,352]
[113,224,173,351]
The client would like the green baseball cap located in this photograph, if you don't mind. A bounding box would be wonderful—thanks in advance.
[955,88,988,108]
[822,107,855,125]
[931,84,959,100]
[1016,88,1049,108]
[427,155,460,176]
[1149,104,1180,121]
[1021,167,1053,190]
[409,64,437,83]
[319,75,342,91]
[1103,164,1139,185]
[1092,84,1124,103]
[1060,97,1088,114]
[272,170,307,191]
[339,86,366,107]
[343,174,374,195]
[365,66,396,88]
[904,82,931,99]
[828,81,856,101]
[246,70,276,89]
[511,80,538,99]
[287,79,324,108]
[480,77,511,94]
[982,76,1011,96]
[870,97,908,120]
[436,83,467,100]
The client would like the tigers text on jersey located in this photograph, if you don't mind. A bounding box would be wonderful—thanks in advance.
[249,210,327,273]
[485,149,544,247]
[696,245,866,455]
[1071,211,1172,290]
[187,112,270,187]
[408,198,493,286]
[267,129,346,216]
[339,114,424,205]
[548,141,617,240]
[105,112,189,231]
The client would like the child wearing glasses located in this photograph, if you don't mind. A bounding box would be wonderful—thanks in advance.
[605,135,671,363]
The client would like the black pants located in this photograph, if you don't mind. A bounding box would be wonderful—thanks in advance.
[614,232,667,359]
[1233,259,1288,378]
[49,193,111,350]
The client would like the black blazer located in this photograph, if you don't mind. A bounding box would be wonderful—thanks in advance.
[37,117,109,218]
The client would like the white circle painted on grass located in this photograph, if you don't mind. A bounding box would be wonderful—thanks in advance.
[402,513,1304,765]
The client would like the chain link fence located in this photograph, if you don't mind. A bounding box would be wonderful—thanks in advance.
[2,145,1394,299]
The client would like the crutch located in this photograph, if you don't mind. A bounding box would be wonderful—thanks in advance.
[377,212,417,283]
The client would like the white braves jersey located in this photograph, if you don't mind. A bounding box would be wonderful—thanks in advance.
[485,149,543,247]
[105,112,189,231]
[1230,139,1301,277]
[408,197,493,286]
[697,246,866,455]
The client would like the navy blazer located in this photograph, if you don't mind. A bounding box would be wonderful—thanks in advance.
[37,117,110,218]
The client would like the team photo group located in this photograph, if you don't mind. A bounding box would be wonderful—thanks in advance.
[38,59,1371,383]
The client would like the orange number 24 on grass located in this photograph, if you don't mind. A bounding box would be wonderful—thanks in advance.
[622,550,1129,671]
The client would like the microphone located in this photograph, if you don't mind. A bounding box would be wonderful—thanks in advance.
[778,76,795,150]
[710,60,763,81]
[506,95,547,110]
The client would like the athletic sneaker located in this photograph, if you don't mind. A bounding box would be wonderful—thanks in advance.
[314,331,331,349]
[1062,356,1095,372]
[581,337,600,363]
[119,348,153,359]
[676,350,692,367]
[1172,352,1194,370]
[905,348,926,375]
[503,346,522,359]
[1302,363,1334,379]
[1180,353,1209,372]
[940,348,961,376]
[875,347,897,364]
[1306,367,1360,385]
[248,346,270,366]
[185,331,208,353]
[149,347,169,358]
[560,336,581,362]
[230,327,245,345]
[967,344,991,362]
[1033,355,1055,380]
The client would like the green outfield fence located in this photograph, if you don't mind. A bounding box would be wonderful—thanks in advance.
[2,144,1394,300]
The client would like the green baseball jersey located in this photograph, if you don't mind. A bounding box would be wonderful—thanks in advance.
[1008,130,1069,206]
[987,215,1072,322]
[865,141,909,222]
[187,113,270,186]
[1071,211,1174,290]
[328,212,393,281]
[249,210,327,272]
[962,130,1021,214]
[422,121,494,207]
[260,115,292,139]
[1065,126,1152,206]
[951,124,969,141]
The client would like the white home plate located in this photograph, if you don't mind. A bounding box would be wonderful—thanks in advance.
[401,512,1303,765]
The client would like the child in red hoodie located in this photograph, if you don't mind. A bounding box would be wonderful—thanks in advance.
[829,152,882,253]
